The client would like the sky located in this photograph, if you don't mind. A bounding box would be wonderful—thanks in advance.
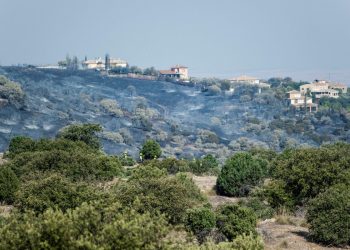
[0,0,350,82]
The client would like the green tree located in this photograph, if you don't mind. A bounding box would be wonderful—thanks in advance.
[216,153,268,197]
[185,207,216,243]
[306,184,350,246]
[0,167,19,203]
[216,204,257,241]
[15,173,98,213]
[57,123,102,150]
[140,140,162,160]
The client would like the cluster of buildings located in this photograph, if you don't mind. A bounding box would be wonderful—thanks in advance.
[82,56,128,70]
[287,80,348,112]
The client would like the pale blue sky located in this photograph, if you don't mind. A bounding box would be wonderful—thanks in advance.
[0,0,349,82]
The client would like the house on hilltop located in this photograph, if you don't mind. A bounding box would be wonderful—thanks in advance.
[229,75,270,88]
[159,65,189,81]
[300,80,347,99]
[82,57,128,70]
[287,90,318,112]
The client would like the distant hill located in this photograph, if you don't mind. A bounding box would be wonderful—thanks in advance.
[0,67,349,160]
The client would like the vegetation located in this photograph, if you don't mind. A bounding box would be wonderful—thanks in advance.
[0,166,19,203]
[216,152,268,197]
[306,184,350,246]
[0,75,25,108]
[1,121,350,248]
[140,139,162,160]
[216,204,257,241]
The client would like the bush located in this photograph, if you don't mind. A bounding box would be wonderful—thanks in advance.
[147,158,190,174]
[140,140,162,160]
[189,154,220,175]
[238,197,275,220]
[7,136,35,156]
[0,75,25,108]
[114,166,206,224]
[15,173,99,213]
[216,204,257,241]
[118,152,136,166]
[216,153,268,197]
[0,167,19,203]
[57,123,102,150]
[185,207,216,242]
[273,143,350,205]
[306,184,350,246]
[0,201,171,249]
[256,180,295,211]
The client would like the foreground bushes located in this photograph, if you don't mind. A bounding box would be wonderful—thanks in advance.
[0,202,171,250]
[114,166,206,224]
[307,184,350,246]
[0,167,19,203]
[216,153,268,197]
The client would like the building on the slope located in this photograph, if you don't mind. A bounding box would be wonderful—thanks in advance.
[300,80,348,98]
[82,57,128,70]
[159,65,189,81]
[229,75,270,88]
[287,90,318,112]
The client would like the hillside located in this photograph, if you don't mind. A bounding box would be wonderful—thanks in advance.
[0,66,349,160]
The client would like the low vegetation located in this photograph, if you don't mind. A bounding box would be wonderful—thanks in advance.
[0,123,349,248]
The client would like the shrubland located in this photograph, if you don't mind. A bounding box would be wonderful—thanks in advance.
[0,123,349,248]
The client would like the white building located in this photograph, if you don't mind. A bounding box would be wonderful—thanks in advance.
[229,75,270,88]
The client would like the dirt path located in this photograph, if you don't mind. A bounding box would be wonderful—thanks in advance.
[191,175,240,208]
[258,218,347,250]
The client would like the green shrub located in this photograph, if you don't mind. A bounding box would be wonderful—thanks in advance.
[216,153,268,197]
[238,197,275,220]
[15,173,99,213]
[189,154,220,175]
[0,167,19,203]
[306,184,350,246]
[140,140,162,160]
[0,75,25,108]
[8,147,123,181]
[115,166,206,224]
[231,233,264,250]
[7,136,35,157]
[186,207,215,242]
[118,152,136,166]
[216,204,257,241]
[0,201,171,249]
[256,180,295,211]
[274,143,350,205]
[57,123,102,150]
[146,158,190,174]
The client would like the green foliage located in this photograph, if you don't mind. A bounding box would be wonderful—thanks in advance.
[15,173,98,213]
[7,138,123,181]
[256,180,295,211]
[114,166,206,224]
[216,204,257,241]
[140,139,162,160]
[8,136,35,156]
[216,153,268,197]
[0,201,171,250]
[0,75,25,108]
[185,207,215,242]
[273,143,350,205]
[189,154,220,175]
[57,123,102,150]
[238,197,275,220]
[147,158,190,174]
[118,152,136,166]
[306,184,350,246]
[0,167,19,203]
